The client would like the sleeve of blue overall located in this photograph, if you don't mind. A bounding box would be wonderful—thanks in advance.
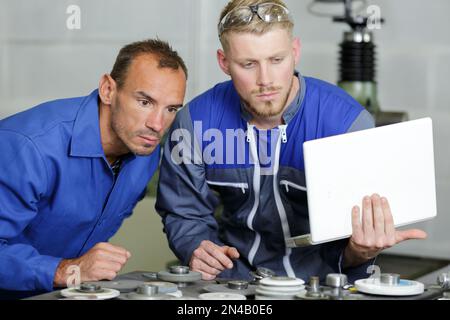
[0,131,62,291]
[318,109,377,283]
[155,106,223,266]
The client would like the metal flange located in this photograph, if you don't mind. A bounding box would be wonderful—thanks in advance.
[157,266,202,283]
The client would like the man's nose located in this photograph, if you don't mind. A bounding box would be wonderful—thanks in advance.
[256,63,272,87]
[145,108,164,133]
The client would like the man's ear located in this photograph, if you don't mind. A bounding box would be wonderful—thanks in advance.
[98,74,117,106]
[217,49,231,75]
[292,37,301,66]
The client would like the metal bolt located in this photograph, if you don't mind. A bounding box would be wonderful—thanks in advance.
[136,284,158,296]
[306,276,322,298]
[227,280,249,290]
[326,273,348,288]
[78,283,102,293]
[437,272,450,290]
[169,265,190,275]
[256,267,276,278]
[249,267,276,283]
[380,273,400,286]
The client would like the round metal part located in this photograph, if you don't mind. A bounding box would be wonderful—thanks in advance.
[250,267,276,281]
[306,276,321,297]
[203,283,257,297]
[61,287,119,300]
[123,292,170,300]
[437,272,450,290]
[256,267,276,278]
[136,284,158,296]
[144,281,178,294]
[199,292,246,300]
[83,280,144,293]
[326,273,348,288]
[355,278,424,296]
[380,273,400,286]
[297,290,328,300]
[157,270,202,283]
[227,280,249,290]
[309,276,320,289]
[77,283,103,293]
[249,271,260,281]
[260,276,305,287]
[169,265,190,275]
[142,272,158,280]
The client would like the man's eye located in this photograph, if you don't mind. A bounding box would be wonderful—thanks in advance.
[242,62,254,69]
[168,107,178,113]
[272,57,283,63]
[138,100,151,107]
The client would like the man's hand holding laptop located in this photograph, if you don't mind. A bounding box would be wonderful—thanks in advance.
[343,193,428,267]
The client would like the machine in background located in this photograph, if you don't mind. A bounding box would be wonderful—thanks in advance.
[309,0,408,126]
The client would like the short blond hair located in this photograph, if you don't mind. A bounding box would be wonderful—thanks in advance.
[219,0,294,50]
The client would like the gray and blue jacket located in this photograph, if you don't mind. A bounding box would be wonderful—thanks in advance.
[156,73,374,283]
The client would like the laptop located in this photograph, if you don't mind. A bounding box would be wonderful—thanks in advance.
[286,117,437,247]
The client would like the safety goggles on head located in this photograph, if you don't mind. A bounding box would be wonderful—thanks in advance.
[218,2,293,37]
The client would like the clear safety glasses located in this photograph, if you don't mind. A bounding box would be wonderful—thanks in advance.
[218,2,293,37]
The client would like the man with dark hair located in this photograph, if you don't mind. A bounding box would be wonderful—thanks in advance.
[156,0,426,284]
[0,39,187,296]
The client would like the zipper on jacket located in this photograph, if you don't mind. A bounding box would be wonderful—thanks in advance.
[272,124,296,278]
[246,124,262,266]
[280,180,307,193]
[206,180,248,194]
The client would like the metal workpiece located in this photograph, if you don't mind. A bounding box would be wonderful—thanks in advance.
[199,292,247,300]
[82,279,144,293]
[123,292,170,300]
[326,273,348,288]
[27,269,450,300]
[227,280,249,290]
[380,273,400,286]
[157,266,202,286]
[77,283,103,293]
[147,281,178,294]
[305,276,323,298]
[325,274,348,300]
[60,285,120,300]
[136,283,158,296]
[437,272,450,290]
[203,280,256,297]
[355,275,425,296]
[119,282,180,300]
[142,272,158,280]
[249,267,276,283]
[298,275,364,300]
[256,267,276,278]
[169,265,190,275]
[296,276,328,300]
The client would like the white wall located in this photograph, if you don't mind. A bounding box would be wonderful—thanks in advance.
[1,0,449,266]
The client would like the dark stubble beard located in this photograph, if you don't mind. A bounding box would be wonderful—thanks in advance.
[110,99,161,156]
